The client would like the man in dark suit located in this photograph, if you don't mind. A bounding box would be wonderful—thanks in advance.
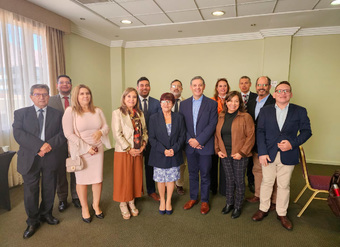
[252,81,312,230]
[246,76,277,205]
[239,75,258,193]
[180,76,217,214]
[170,79,186,195]
[13,84,66,239]
[48,75,81,212]
[137,76,162,201]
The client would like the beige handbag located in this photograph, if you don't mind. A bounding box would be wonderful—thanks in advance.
[66,111,85,172]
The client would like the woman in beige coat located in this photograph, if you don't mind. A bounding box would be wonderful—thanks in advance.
[112,87,148,220]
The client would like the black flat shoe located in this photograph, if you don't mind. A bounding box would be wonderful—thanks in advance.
[221,204,234,214]
[58,201,68,212]
[82,216,92,223]
[95,213,104,219]
[23,223,40,239]
[72,198,81,209]
[40,215,59,225]
[231,208,242,219]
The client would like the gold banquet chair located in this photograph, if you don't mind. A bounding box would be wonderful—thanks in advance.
[294,146,331,217]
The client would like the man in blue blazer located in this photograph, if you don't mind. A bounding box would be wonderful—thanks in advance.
[180,76,218,214]
[137,77,162,201]
[13,84,66,239]
[252,81,312,230]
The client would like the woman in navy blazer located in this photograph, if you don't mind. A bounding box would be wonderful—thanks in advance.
[148,93,186,215]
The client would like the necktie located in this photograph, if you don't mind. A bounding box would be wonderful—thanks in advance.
[174,99,179,112]
[63,96,69,108]
[243,94,248,104]
[38,109,44,138]
[143,99,148,116]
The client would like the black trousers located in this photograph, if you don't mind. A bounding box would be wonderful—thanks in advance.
[22,156,57,226]
[56,162,77,201]
[144,144,156,195]
[246,156,255,186]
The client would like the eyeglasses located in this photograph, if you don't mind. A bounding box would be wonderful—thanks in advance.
[33,93,49,98]
[161,100,172,104]
[171,85,182,89]
[58,81,71,85]
[257,84,269,87]
[275,89,291,94]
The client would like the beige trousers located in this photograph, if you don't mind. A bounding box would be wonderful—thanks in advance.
[253,152,277,202]
[259,152,295,216]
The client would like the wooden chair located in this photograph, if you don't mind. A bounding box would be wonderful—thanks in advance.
[293,146,331,217]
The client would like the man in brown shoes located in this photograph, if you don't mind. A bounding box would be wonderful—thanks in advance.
[251,81,312,230]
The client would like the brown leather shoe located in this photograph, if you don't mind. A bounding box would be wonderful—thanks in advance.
[176,185,185,195]
[148,193,160,201]
[252,210,269,221]
[247,196,260,203]
[269,203,276,211]
[277,216,293,230]
[183,200,198,210]
[201,202,210,215]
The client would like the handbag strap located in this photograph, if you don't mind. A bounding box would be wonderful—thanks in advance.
[72,110,88,145]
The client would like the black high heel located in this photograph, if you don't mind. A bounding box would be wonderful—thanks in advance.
[82,216,91,223]
[92,204,104,219]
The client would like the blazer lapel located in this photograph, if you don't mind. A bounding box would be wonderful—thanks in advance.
[281,104,295,132]
[29,106,41,137]
[196,95,207,123]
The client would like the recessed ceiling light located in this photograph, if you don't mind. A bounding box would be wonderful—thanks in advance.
[80,18,85,21]
[121,20,132,24]
[331,0,340,5]
[212,11,225,16]
[178,30,183,33]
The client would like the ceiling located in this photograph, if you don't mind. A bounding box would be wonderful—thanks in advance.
[27,0,340,45]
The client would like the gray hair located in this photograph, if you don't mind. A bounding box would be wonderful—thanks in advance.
[190,76,205,85]
[30,84,50,95]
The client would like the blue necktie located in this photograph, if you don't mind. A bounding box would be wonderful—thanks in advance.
[38,109,44,138]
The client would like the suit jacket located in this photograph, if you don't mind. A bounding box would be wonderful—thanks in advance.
[48,94,69,157]
[48,94,64,113]
[247,93,275,152]
[148,111,186,168]
[171,96,185,112]
[248,91,258,105]
[257,104,312,165]
[111,109,148,152]
[12,105,67,175]
[139,96,161,129]
[179,95,218,155]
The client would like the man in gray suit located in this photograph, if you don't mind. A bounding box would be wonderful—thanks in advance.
[48,75,80,211]
[13,84,66,239]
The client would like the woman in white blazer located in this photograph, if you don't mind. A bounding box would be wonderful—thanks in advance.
[112,87,148,220]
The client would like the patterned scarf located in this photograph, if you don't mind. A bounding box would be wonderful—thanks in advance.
[129,109,143,149]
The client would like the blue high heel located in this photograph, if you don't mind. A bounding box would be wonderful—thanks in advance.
[159,209,166,215]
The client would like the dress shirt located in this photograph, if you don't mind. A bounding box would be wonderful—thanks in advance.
[60,93,71,110]
[275,103,289,131]
[34,105,47,141]
[138,95,149,112]
[241,92,250,102]
[255,94,270,120]
[171,97,182,112]
[192,95,203,135]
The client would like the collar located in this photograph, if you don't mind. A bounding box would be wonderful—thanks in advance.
[192,95,203,102]
[34,105,47,112]
[139,95,149,102]
[59,93,70,99]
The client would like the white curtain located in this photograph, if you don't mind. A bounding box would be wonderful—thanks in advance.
[0,8,49,187]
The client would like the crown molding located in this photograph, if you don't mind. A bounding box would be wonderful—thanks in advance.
[71,25,340,48]
[295,26,340,36]
[307,159,340,166]
[260,27,301,37]
[71,24,111,47]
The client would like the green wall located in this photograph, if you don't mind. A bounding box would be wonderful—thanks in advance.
[64,33,113,144]
[64,33,340,165]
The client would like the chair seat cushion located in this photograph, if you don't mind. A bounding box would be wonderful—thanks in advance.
[308,175,332,191]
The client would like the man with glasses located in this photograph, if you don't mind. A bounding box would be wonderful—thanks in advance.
[48,75,81,212]
[246,76,277,207]
[170,79,186,195]
[13,84,66,239]
[252,81,311,230]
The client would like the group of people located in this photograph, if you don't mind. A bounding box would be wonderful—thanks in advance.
[12,74,312,239]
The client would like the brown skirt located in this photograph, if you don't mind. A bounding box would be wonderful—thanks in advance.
[113,152,143,202]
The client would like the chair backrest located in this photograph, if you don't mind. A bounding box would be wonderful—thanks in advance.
[299,146,311,187]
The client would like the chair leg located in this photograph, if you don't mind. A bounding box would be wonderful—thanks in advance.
[294,184,307,203]
[297,191,319,217]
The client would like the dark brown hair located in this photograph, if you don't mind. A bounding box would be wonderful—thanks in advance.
[222,91,245,113]
[160,92,175,104]
[213,78,230,101]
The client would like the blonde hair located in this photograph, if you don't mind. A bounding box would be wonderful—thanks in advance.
[119,87,142,115]
[71,84,96,115]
